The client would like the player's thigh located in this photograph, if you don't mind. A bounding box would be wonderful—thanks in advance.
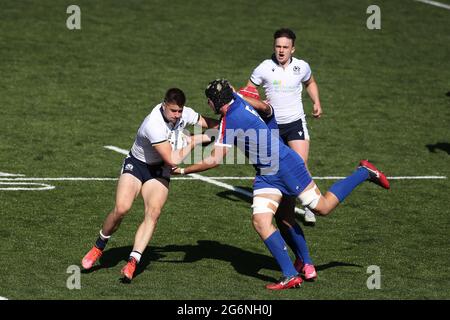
[287,139,310,164]
[115,173,142,209]
[141,178,170,213]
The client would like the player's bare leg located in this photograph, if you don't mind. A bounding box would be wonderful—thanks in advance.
[287,140,309,164]
[81,174,141,270]
[304,183,340,216]
[102,174,142,235]
[121,178,169,280]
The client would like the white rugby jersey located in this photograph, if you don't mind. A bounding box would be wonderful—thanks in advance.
[130,104,200,164]
[250,56,311,124]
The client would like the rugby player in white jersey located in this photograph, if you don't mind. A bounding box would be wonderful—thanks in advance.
[81,88,217,281]
[243,28,322,280]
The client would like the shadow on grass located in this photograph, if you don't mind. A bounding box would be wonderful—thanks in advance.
[81,245,164,281]
[81,240,361,282]
[315,261,362,272]
[216,186,253,203]
[426,142,450,155]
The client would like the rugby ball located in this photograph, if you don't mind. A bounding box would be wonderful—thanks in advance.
[238,85,260,100]
[169,130,189,150]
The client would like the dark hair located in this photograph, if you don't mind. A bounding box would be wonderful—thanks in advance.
[273,28,296,45]
[205,79,234,114]
[164,88,186,107]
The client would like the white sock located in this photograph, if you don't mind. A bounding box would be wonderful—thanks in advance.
[130,251,142,263]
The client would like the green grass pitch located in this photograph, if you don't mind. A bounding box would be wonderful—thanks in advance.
[0,0,449,300]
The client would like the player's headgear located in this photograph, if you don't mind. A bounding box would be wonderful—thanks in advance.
[205,79,234,114]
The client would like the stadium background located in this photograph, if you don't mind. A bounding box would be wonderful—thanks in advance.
[0,0,449,299]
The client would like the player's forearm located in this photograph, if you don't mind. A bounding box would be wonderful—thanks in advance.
[241,96,273,118]
[306,81,321,106]
[170,143,196,165]
[183,158,220,174]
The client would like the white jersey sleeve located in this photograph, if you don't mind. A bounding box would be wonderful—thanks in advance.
[143,118,167,145]
[301,61,312,83]
[181,106,200,126]
[250,62,267,86]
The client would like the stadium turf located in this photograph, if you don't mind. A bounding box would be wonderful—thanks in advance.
[0,0,449,300]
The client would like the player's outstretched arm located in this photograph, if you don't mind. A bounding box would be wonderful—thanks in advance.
[241,95,273,118]
[173,145,228,175]
[238,84,273,119]
[154,139,201,167]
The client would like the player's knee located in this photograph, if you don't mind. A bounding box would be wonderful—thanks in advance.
[252,215,272,234]
[144,206,161,222]
[298,185,321,211]
[114,204,132,217]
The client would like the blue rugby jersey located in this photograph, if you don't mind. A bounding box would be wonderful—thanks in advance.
[215,93,298,174]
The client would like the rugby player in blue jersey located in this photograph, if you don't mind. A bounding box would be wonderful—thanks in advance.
[173,79,390,290]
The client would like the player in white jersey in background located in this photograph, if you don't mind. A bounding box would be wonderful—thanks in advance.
[81,88,217,281]
[244,28,322,280]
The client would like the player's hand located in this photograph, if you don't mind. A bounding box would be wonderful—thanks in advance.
[312,103,322,118]
[171,167,182,175]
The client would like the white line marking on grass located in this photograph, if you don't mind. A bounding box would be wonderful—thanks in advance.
[104,145,129,154]
[0,177,118,181]
[0,182,55,191]
[387,176,447,179]
[0,296,8,300]
[414,0,450,10]
[0,171,25,177]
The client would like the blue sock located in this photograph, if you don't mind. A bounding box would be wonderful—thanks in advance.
[264,230,297,277]
[329,167,369,202]
[288,224,313,265]
[95,236,108,250]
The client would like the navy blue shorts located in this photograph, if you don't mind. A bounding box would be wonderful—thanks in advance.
[121,154,170,184]
[253,150,312,197]
[277,118,309,144]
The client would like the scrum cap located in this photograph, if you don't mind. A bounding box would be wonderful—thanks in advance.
[205,79,234,113]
